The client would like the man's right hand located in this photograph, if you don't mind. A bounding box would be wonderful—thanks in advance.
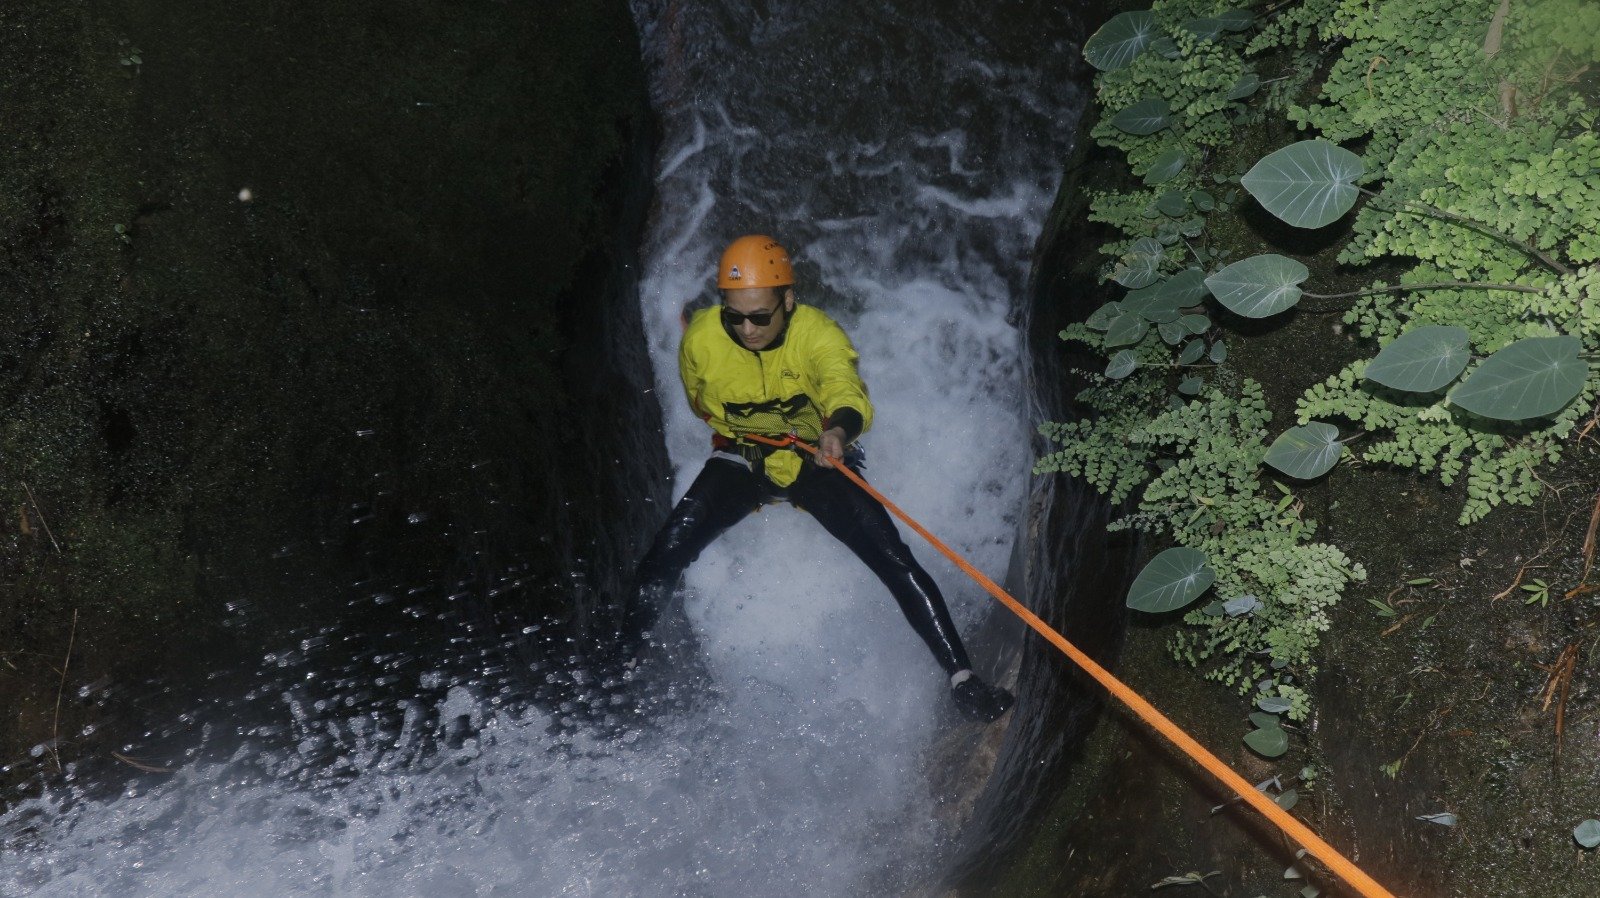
[815,426,848,468]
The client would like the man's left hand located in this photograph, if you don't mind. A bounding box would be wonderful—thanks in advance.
[816,426,848,468]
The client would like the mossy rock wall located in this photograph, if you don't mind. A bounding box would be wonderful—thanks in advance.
[970,2,1600,895]
[1,0,665,778]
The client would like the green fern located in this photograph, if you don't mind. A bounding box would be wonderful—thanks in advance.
[1044,377,1365,711]
[1043,0,1596,721]
[1284,0,1600,522]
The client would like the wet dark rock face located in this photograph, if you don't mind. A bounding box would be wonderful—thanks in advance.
[1,0,665,782]
[941,49,1144,887]
[953,7,1600,894]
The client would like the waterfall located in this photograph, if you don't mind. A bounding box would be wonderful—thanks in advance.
[1,3,1082,895]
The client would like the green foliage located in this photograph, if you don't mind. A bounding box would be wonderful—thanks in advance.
[1241,139,1365,228]
[1045,379,1365,706]
[1262,684,1311,722]
[1244,723,1289,758]
[1298,362,1596,523]
[1364,325,1472,392]
[1522,578,1553,607]
[1127,547,1217,612]
[1036,373,1166,504]
[1343,119,1600,275]
[1090,4,1254,185]
[1263,422,1345,479]
[1269,0,1600,520]
[1238,0,1336,116]
[1054,0,1599,724]
[1128,384,1363,698]
[1081,0,1264,286]
[1539,266,1600,352]
[1344,271,1551,353]
[1083,10,1160,72]
[1205,254,1309,317]
[1053,1,1378,716]
[1520,0,1600,63]
[1449,336,1589,420]
[1113,236,1170,288]
[1088,187,1164,263]
[1245,0,1337,55]
[1287,0,1499,170]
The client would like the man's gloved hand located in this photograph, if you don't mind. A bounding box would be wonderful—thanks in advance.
[815,426,848,468]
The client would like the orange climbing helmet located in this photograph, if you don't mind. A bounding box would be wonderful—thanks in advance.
[717,235,794,289]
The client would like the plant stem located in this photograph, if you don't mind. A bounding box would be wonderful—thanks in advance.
[20,481,63,554]
[1356,187,1572,276]
[51,608,78,772]
[1303,281,1547,300]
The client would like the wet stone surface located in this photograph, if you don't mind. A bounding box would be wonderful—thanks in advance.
[1,0,664,800]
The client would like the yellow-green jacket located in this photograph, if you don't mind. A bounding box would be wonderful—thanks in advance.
[679,304,873,487]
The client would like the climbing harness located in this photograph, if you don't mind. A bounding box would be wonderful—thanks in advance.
[745,432,1397,898]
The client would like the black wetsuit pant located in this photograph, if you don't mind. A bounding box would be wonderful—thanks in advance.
[628,454,973,675]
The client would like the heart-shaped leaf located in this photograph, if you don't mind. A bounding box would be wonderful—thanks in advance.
[1124,288,1179,318]
[1245,726,1289,758]
[1217,8,1256,31]
[1156,190,1190,217]
[1146,148,1188,184]
[1257,696,1293,714]
[1264,422,1344,479]
[1224,594,1262,616]
[1190,190,1216,212]
[1147,268,1210,308]
[1448,336,1587,421]
[1184,17,1225,41]
[1127,547,1215,613]
[1111,99,1175,136]
[1106,349,1139,379]
[1104,311,1150,347]
[1205,254,1309,318]
[1113,237,1166,288]
[1179,339,1206,365]
[1242,140,1366,228]
[1180,313,1211,334]
[1575,820,1600,849]
[1179,376,1204,395]
[1159,319,1187,345]
[1226,72,1261,100]
[1086,301,1124,331]
[1083,10,1159,71]
[1209,340,1228,363]
[1249,711,1280,729]
[1126,271,1204,318]
[1364,325,1472,392]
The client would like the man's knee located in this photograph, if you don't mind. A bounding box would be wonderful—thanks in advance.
[638,496,715,580]
[829,502,918,573]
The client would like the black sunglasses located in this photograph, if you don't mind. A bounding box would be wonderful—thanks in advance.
[721,302,785,327]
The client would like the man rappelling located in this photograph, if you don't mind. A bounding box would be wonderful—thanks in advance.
[625,235,1014,723]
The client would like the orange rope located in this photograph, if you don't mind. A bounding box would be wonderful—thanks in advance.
[746,433,1396,898]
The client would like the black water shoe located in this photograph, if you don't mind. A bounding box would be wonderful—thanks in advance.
[951,671,1014,723]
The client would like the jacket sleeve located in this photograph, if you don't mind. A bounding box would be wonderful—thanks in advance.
[678,333,709,422]
[810,315,873,443]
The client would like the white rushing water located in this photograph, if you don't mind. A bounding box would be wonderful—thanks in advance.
[2,3,1081,896]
